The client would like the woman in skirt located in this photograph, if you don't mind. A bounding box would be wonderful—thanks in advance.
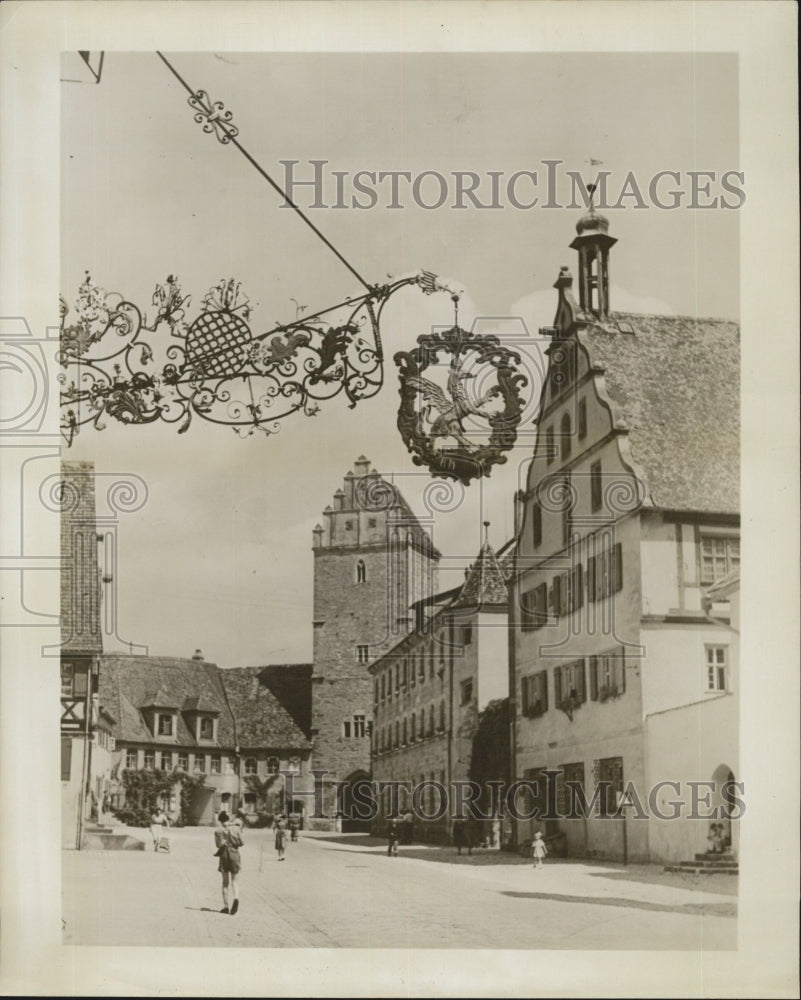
[274,816,286,861]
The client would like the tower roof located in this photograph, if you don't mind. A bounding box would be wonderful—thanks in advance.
[452,537,509,608]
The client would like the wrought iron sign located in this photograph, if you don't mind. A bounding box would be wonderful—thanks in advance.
[60,52,528,483]
[395,326,527,485]
[59,271,440,444]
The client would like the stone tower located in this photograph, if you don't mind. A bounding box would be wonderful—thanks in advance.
[309,456,440,826]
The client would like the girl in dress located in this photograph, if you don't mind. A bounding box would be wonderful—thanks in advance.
[532,831,548,869]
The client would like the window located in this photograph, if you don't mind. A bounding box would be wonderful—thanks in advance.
[210,755,221,775]
[356,559,367,583]
[591,461,602,513]
[267,756,279,775]
[177,753,188,771]
[554,659,587,708]
[700,536,740,585]
[591,541,623,601]
[126,749,138,769]
[706,646,728,691]
[374,679,379,707]
[411,712,416,741]
[557,762,586,817]
[402,660,408,688]
[546,426,555,464]
[144,750,155,769]
[194,755,205,773]
[550,343,573,398]
[343,720,352,738]
[460,679,474,705]
[410,659,416,687]
[199,717,214,740]
[560,413,572,459]
[244,757,257,776]
[345,519,354,530]
[395,664,400,691]
[402,719,407,745]
[61,662,74,697]
[438,701,445,731]
[594,756,624,816]
[521,582,548,631]
[589,647,627,700]
[532,503,542,547]
[521,670,548,717]
[428,706,435,736]
[356,644,370,664]
[552,565,583,617]
[381,673,386,701]
[159,751,172,771]
[157,714,173,737]
[462,625,473,646]
[354,714,366,738]
[394,721,399,748]
[578,398,587,439]
[368,517,377,528]
[418,657,425,682]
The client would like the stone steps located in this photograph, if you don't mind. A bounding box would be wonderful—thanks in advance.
[665,854,738,875]
[81,831,145,851]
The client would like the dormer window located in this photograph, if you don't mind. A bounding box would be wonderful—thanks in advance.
[199,717,214,740]
[157,713,174,737]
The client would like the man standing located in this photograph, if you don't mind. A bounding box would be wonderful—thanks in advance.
[386,815,400,857]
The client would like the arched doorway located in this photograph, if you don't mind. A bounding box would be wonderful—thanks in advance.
[338,770,373,833]
[710,763,738,858]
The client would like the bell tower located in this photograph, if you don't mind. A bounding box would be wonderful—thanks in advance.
[570,192,617,320]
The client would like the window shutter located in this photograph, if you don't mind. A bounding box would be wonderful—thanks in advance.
[577,659,587,703]
[521,676,529,715]
[587,556,596,603]
[574,564,584,611]
[553,575,562,617]
[539,670,549,712]
[616,646,626,693]
[590,656,599,700]
[554,666,563,706]
[536,583,548,628]
[613,543,623,593]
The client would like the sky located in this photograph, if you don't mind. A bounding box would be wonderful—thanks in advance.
[60,51,740,666]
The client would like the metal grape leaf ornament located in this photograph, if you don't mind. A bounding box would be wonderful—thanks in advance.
[395,325,528,485]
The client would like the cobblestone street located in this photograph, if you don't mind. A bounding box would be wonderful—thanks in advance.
[62,828,736,950]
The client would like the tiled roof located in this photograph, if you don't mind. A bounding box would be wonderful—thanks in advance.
[99,655,235,746]
[581,312,739,514]
[452,541,509,608]
[220,667,312,750]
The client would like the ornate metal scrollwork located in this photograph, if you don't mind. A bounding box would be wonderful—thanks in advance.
[59,271,443,445]
[395,326,528,485]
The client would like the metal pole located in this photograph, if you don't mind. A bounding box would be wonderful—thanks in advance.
[75,660,94,850]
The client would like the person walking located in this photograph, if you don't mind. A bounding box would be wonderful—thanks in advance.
[288,814,299,843]
[532,831,548,869]
[150,806,170,852]
[214,811,244,914]
[386,815,400,857]
[274,816,287,861]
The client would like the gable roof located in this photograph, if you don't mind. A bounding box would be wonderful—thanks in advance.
[220,667,312,750]
[579,311,739,515]
[99,655,235,746]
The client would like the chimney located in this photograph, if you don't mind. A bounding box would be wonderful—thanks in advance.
[192,648,204,661]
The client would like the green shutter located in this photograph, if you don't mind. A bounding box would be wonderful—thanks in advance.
[590,656,599,700]
[553,575,562,617]
[577,659,587,703]
[613,543,623,593]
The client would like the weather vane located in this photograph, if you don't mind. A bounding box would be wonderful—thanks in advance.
[59,52,528,483]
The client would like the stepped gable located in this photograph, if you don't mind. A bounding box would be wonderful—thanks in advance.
[220,666,312,750]
[581,311,739,514]
[98,654,235,745]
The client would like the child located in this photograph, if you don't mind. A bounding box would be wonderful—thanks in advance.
[532,831,548,869]
[274,817,286,861]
